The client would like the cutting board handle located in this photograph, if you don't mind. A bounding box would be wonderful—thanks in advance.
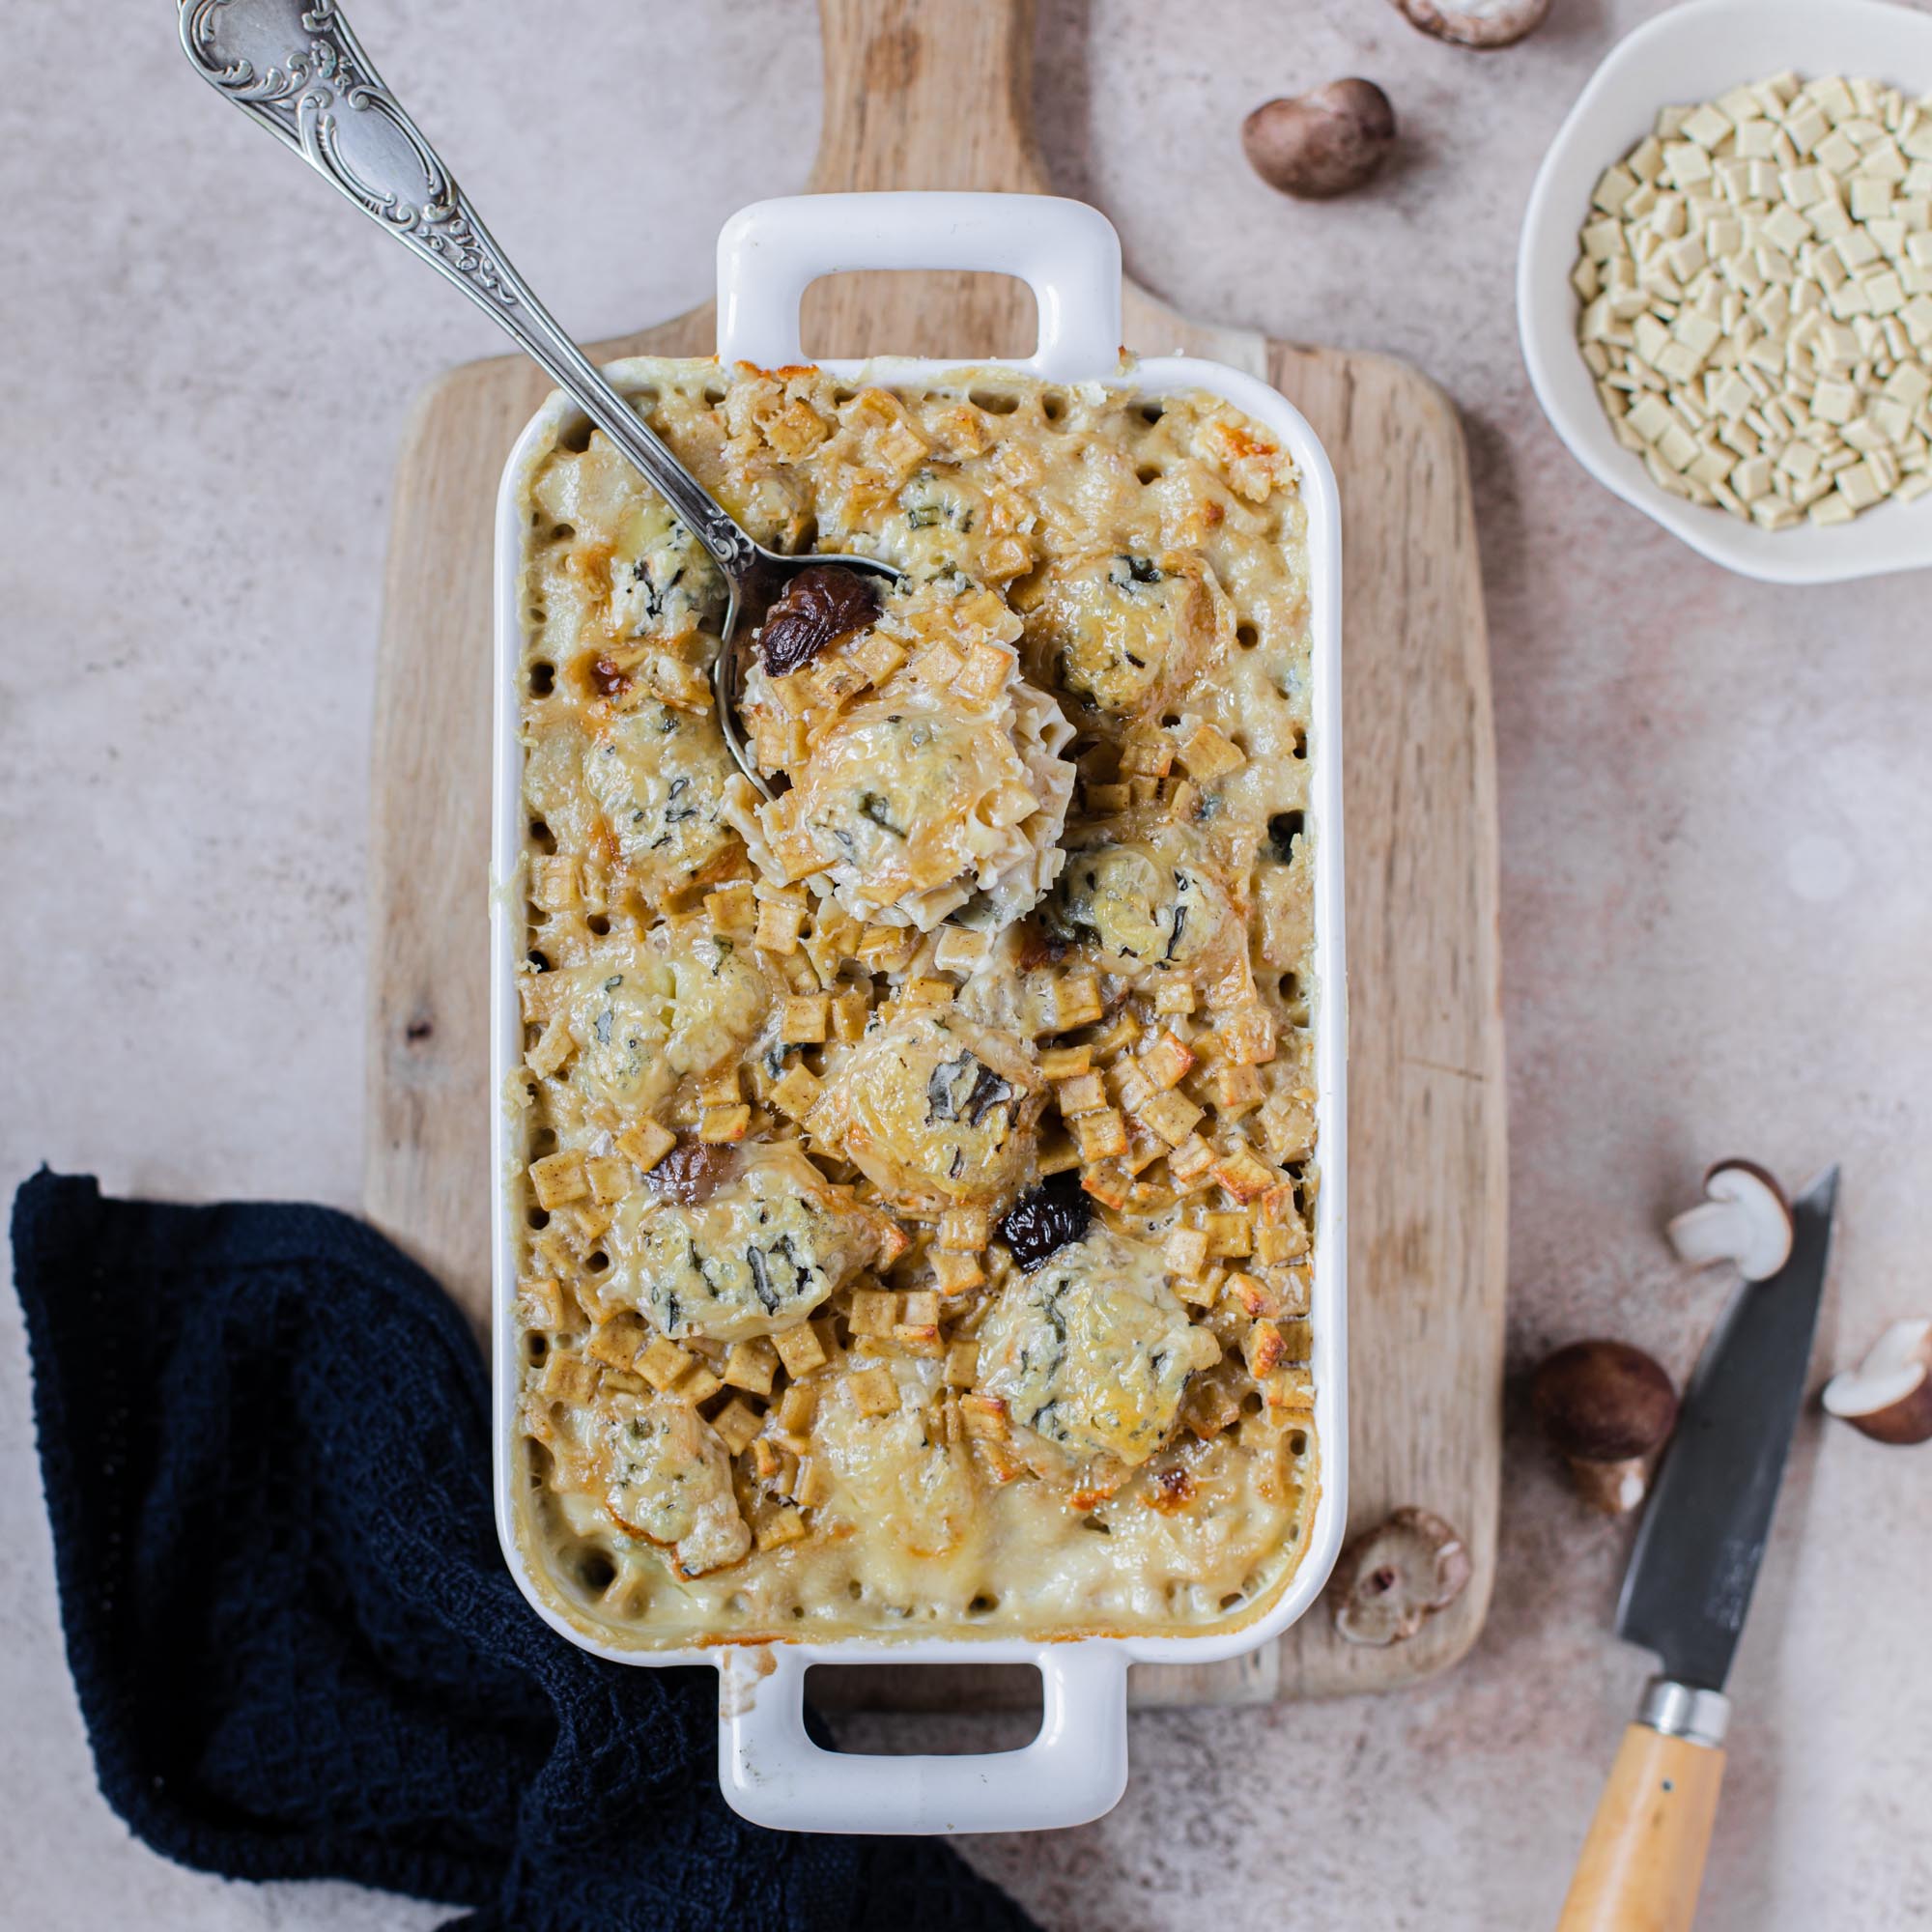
[1556,1683,1728,1932]
[810,0,1048,194]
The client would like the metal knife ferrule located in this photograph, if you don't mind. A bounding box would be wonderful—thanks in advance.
[1638,1676,1730,1749]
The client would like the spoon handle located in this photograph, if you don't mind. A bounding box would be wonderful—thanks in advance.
[179,0,760,582]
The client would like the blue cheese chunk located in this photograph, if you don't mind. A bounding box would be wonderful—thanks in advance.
[608,504,724,641]
[610,1140,890,1342]
[1043,820,1242,983]
[583,699,745,909]
[978,1227,1220,1466]
[821,1010,1044,1214]
[593,1393,750,1577]
[1013,549,1228,722]
[558,921,770,1116]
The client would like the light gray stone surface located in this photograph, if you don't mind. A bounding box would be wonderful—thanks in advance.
[4,2,1930,1927]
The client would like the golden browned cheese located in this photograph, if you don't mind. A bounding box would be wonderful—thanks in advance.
[512,362,1321,1647]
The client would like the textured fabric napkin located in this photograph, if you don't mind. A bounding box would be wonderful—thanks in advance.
[10,1170,1039,1932]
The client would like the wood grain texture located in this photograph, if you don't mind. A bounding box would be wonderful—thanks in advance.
[1557,1727,1726,1932]
[363,0,1502,1710]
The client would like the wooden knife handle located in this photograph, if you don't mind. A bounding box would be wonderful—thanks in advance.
[1557,1692,1728,1932]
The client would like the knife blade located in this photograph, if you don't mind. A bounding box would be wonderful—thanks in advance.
[1615,1166,1839,1691]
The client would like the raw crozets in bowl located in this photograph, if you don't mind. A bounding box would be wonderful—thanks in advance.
[489,193,1346,1834]
[1519,0,1932,582]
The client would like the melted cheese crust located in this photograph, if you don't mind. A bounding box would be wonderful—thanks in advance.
[512,363,1321,1647]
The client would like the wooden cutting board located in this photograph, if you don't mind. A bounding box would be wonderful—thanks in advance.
[364,0,1504,1709]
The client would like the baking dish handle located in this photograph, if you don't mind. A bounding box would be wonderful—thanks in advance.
[715,192,1123,381]
[718,1643,1129,1834]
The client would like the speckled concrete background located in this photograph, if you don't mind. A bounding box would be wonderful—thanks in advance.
[4,2,1930,1926]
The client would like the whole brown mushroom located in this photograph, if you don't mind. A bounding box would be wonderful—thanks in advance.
[1390,0,1550,49]
[1329,1506,1472,1646]
[1532,1340,1679,1513]
[1243,80,1396,201]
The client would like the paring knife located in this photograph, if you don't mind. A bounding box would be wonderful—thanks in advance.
[1556,1167,1839,1932]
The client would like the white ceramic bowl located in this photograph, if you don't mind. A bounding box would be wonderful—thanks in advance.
[488,192,1349,1835]
[1519,0,1932,582]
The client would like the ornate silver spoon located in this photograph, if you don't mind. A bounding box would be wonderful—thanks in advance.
[180,0,897,794]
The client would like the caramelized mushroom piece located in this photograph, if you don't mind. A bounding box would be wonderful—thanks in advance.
[755,564,881,677]
[646,1137,736,1207]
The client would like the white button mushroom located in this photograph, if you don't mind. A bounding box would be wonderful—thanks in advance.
[1665,1159,1796,1282]
[1822,1319,1932,1446]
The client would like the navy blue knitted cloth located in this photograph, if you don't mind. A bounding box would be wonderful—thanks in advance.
[10,1171,1039,1932]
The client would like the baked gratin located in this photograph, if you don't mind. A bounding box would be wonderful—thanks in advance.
[509,361,1322,1645]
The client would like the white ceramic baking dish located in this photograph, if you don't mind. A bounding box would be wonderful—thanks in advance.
[1520,0,1932,582]
[489,192,1347,1835]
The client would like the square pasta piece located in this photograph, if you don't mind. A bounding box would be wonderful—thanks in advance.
[932,1250,985,1293]
[615,1119,676,1173]
[1164,1227,1210,1277]
[1175,717,1245,780]
[781,992,830,1042]
[1153,976,1198,1016]
[774,1322,830,1378]
[1072,1107,1130,1162]
[1141,1031,1195,1091]
[675,1366,724,1406]
[848,1288,897,1337]
[1054,1070,1108,1117]
[638,1336,695,1392]
[775,1382,818,1436]
[528,1151,588,1210]
[938,1205,991,1251]
[1212,1142,1278,1203]
[587,1314,647,1370]
[754,896,809,955]
[540,1353,600,1405]
[711,1399,764,1458]
[791,1457,835,1509]
[953,640,1013,704]
[830,989,871,1042]
[704,881,757,935]
[517,1276,566,1330]
[723,1338,780,1397]
[848,1363,900,1417]
[755,1506,810,1550]
[585,1154,633,1205]
[768,1064,823,1120]
[1050,971,1105,1031]
[1136,1089,1205,1148]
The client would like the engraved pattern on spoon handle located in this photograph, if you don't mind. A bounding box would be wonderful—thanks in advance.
[179,0,761,582]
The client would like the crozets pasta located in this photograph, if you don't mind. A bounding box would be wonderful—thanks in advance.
[510,362,1321,1644]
